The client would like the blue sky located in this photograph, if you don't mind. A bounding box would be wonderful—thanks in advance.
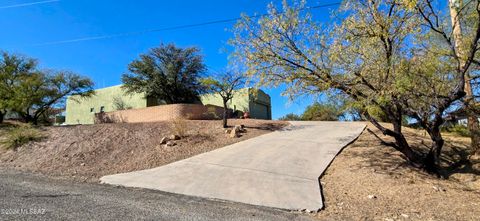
[0,0,339,119]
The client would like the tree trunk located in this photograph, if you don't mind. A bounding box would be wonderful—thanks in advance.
[391,119,424,167]
[449,0,480,155]
[465,76,480,156]
[424,126,444,175]
[0,110,4,124]
[365,111,423,167]
[467,100,480,156]
[32,117,39,125]
[22,114,35,124]
[222,101,228,128]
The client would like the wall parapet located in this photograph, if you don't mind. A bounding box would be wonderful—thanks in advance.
[95,103,224,124]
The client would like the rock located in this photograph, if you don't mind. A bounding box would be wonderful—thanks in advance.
[80,163,85,167]
[165,141,176,147]
[233,125,245,133]
[401,214,409,218]
[367,194,377,199]
[432,185,446,192]
[160,137,169,144]
[450,173,477,182]
[233,125,240,132]
[229,128,240,138]
[225,129,232,134]
[169,135,181,140]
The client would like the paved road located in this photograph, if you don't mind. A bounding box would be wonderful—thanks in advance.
[0,169,314,221]
[102,121,366,211]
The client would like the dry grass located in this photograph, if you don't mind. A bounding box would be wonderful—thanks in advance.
[316,123,480,221]
[0,123,45,150]
[169,118,189,137]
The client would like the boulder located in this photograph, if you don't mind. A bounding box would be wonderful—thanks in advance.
[233,124,246,133]
[233,125,242,133]
[160,137,169,144]
[165,141,176,147]
[229,128,240,138]
[169,134,181,140]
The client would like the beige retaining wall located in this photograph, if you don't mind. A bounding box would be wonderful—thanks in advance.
[95,104,225,124]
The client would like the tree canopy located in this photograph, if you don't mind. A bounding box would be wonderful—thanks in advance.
[231,0,480,173]
[122,43,207,104]
[279,113,302,121]
[301,102,344,121]
[200,72,245,128]
[0,52,94,124]
[279,100,351,121]
[0,52,37,123]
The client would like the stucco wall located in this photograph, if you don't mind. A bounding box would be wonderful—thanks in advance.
[249,88,272,120]
[66,85,272,124]
[200,88,272,120]
[200,88,250,113]
[66,85,147,125]
[95,104,224,123]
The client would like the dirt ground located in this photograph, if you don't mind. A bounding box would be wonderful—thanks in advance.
[1,120,479,220]
[316,124,480,221]
[0,119,287,182]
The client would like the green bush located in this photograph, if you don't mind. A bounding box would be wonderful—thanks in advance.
[301,102,342,121]
[279,113,302,121]
[1,125,44,150]
[442,124,470,137]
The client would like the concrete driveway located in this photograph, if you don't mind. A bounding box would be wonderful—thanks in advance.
[101,121,366,211]
[0,169,313,221]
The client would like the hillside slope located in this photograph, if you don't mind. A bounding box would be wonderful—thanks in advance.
[0,119,287,182]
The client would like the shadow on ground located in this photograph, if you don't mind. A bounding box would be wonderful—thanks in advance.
[344,124,480,181]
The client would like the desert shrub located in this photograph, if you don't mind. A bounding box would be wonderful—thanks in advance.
[170,118,188,137]
[1,125,44,150]
[279,113,302,121]
[301,102,342,121]
[113,96,132,110]
[442,124,470,137]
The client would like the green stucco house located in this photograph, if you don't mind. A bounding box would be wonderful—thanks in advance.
[65,85,271,124]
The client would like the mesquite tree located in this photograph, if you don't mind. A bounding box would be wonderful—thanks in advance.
[443,0,480,155]
[0,52,37,123]
[11,70,94,125]
[231,0,480,173]
[122,43,207,104]
[200,72,245,128]
[404,0,480,164]
[0,52,94,125]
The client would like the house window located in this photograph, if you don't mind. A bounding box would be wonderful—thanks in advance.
[100,106,105,113]
[90,108,94,113]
